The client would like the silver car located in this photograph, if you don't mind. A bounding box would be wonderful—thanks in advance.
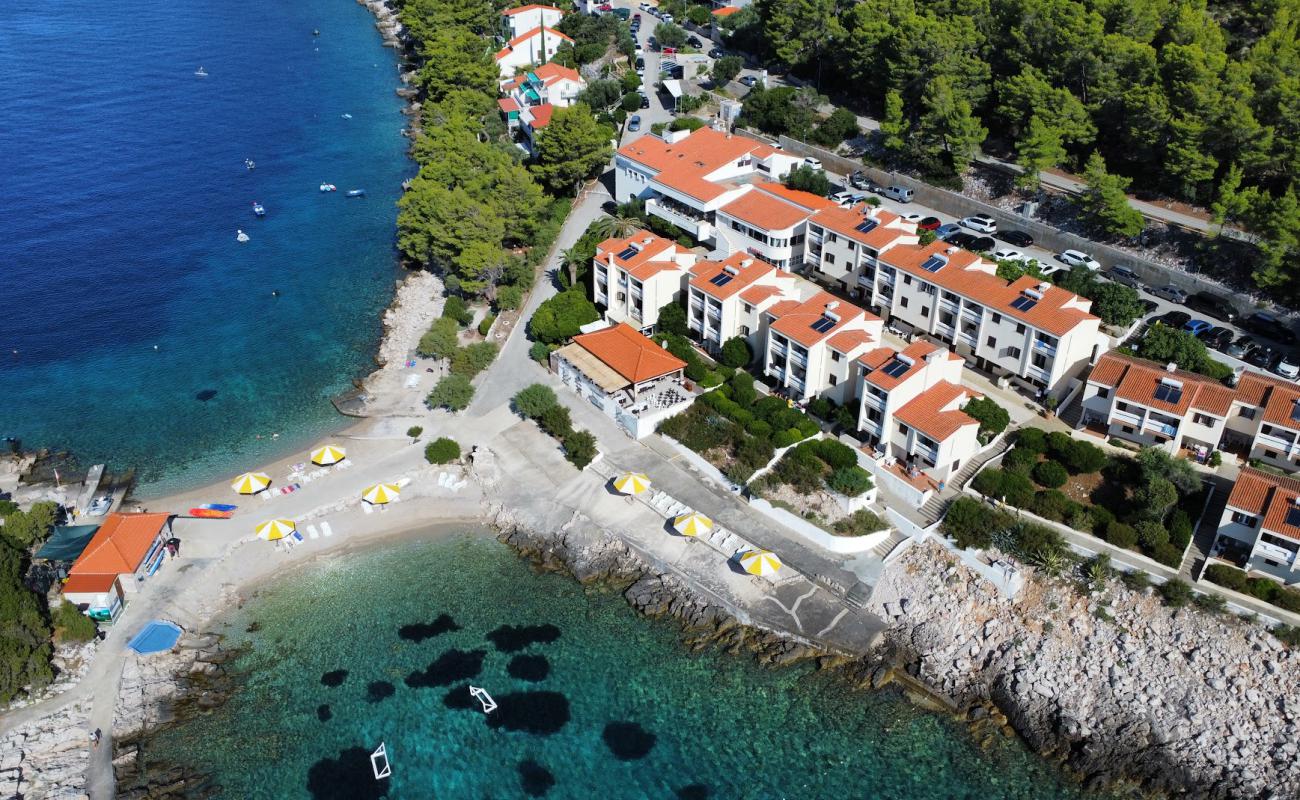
[1151,284,1189,304]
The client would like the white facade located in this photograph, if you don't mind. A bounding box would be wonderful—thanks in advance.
[494,26,572,77]
[502,4,565,38]
[1214,467,1300,586]
[761,293,883,406]
[686,254,804,357]
[592,231,698,333]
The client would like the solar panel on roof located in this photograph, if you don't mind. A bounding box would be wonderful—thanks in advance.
[855,219,878,234]
[810,316,836,333]
[1153,383,1183,404]
[920,255,946,272]
[1288,506,1300,528]
[617,246,639,260]
[709,272,734,287]
[882,358,910,378]
[1291,401,1300,422]
[1010,296,1037,312]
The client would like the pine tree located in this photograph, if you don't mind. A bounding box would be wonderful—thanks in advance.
[1078,152,1144,237]
[1014,115,1066,189]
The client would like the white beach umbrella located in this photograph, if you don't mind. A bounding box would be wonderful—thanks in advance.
[613,472,651,495]
[255,519,297,541]
[231,472,272,495]
[362,483,400,505]
[673,511,713,537]
[311,444,346,466]
[739,550,782,577]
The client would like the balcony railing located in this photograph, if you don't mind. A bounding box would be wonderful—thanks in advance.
[768,365,785,380]
[770,345,788,360]
[1111,408,1143,426]
[1033,339,1058,356]
[1255,431,1297,453]
[857,274,874,288]
[1254,539,1297,566]
[647,198,708,238]
[789,352,808,368]
[1144,419,1178,438]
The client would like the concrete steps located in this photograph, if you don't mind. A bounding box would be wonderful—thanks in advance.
[868,529,907,561]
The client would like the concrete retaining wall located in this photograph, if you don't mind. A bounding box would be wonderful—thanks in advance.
[748,497,890,554]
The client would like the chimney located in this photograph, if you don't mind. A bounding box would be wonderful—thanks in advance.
[1166,362,1177,372]
[1037,282,1050,292]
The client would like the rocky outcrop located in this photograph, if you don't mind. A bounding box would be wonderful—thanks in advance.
[865,540,1300,799]
[0,701,91,799]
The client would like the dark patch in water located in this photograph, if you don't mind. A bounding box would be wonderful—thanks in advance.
[195,389,218,402]
[441,683,476,710]
[486,623,561,652]
[675,785,710,800]
[366,681,395,703]
[404,648,485,688]
[306,746,388,800]
[485,691,570,735]
[245,621,261,633]
[517,760,555,797]
[602,721,656,761]
[320,669,348,687]
[316,704,331,722]
[398,614,461,642]
[507,654,550,682]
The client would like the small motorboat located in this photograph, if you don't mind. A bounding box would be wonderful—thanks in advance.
[253,202,266,217]
[244,158,256,170]
[313,28,321,36]
[341,113,352,119]
[319,183,337,192]
[346,189,365,197]
[195,66,208,77]
[237,229,250,242]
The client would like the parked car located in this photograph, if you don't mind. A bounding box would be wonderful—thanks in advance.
[1150,284,1189,304]
[1151,310,1191,330]
[959,214,997,234]
[946,232,993,251]
[1275,354,1300,380]
[613,7,631,19]
[992,247,1024,262]
[882,185,913,203]
[598,2,612,9]
[634,56,645,75]
[1247,344,1278,369]
[1199,326,1234,350]
[686,35,702,48]
[997,230,1034,247]
[640,93,649,108]
[1226,335,1258,359]
[627,114,641,132]
[1058,249,1101,270]
[848,170,881,192]
[831,191,866,207]
[899,212,922,223]
[968,235,996,251]
[1139,298,1158,315]
[708,47,724,58]
[662,13,674,23]
[801,156,823,171]
[934,223,961,239]
[1107,264,1143,289]
[739,75,758,87]
[1183,319,1213,337]
[1241,311,1298,345]
[1186,292,1240,323]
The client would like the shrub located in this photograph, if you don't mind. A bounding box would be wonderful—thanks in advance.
[52,601,97,643]
[971,467,1005,498]
[1015,427,1048,453]
[1002,446,1037,474]
[1030,489,1071,521]
[833,509,888,537]
[813,439,858,470]
[562,430,598,469]
[749,420,772,439]
[772,429,801,448]
[720,336,752,368]
[1061,440,1107,474]
[444,295,473,326]
[942,496,1006,550]
[657,301,689,336]
[513,384,558,419]
[424,437,461,464]
[1046,431,1074,460]
[496,285,524,311]
[1135,521,1170,550]
[417,316,460,359]
[1152,542,1182,567]
[1204,563,1248,593]
[684,361,709,382]
[1208,450,1222,467]
[1009,521,1065,560]
[406,426,423,440]
[1158,578,1193,608]
[531,288,600,344]
[477,314,496,337]
[1089,505,1115,531]
[795,416,821,438]
[772,447,827,494]
[807,396,833,421]
[1273,625,1300,648]
[1121,569,1150,591]
[728,371,757,407]
[735,436,775,473]
[539,404,574,438]
[962,396,1010,441]
[701,371,724,388]
[530,341,552,363]
[828,466,873,497]
[1032,460,1069,488]
[426,375,474,411]
[450,341,498,378]
[1134,477,1178,521]
[1104,521,1138,549]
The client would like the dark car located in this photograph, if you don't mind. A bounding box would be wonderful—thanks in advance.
[1151,310,1191,330]
[1241,312,1298,345]
[1247,344,1278,369]
[943,231,978,247]
[969,235,995,251]
[1139,298,1158,316]
[997,230,1034,247]
[708,47,724,58]
[1185,292,1240,324]
[1199,326,1234,350]
[739,75,758,87]
[918,216,941,230]
[640,93,649,108]
[627,114,641,132]
[1226,335,1258,360]
[687,36,703,48]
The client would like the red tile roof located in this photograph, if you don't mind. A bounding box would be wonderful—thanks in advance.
[720,190,816,231]
[810,205,914,250]
[595,230,689,281]
[894,382,978,442]
[62,573,119,596]
[495,26,573,60]
[498,97,521,113]
[827,329,874,354]
[1258,377,1300,430]
[1088,352,1234,417]
[617,128,775,202]
[768,292,877,348]
[861,340,945,391]
[502,4,566,16]
[528,103,554,128]
[712,5,741,15]
[69,513,169,580]
[529,62,582,84]
[752,181,837,212]
[739,285,783,305]
[575,323,687,383]
[688,253,776,300]
[1227,468,1300,543]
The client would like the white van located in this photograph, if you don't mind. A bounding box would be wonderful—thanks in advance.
[882,185,913,203]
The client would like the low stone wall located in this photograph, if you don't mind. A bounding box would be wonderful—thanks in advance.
[747,496,889,554]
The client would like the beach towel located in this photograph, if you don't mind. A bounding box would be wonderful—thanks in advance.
[307,525,320,539]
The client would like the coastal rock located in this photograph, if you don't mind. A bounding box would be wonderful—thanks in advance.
[0,700,91,799]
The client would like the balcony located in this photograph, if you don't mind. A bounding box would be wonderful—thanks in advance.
[706,306,721,321]
[1255,539,1297,567]
[789,377,806,395]
[1255,431,1297,453]
[939,299,959,316]
[857,274,874,289]
[1033,339,1058,357]
[647,198,711,240]
[768,365,785,381]
[1144,418,1178,438]
[789,351,808,368]
[1111,408,1143,427]
[770,343,788,360]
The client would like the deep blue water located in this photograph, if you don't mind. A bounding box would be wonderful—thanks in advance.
[148,535,1107,799]
[0,0,409,496]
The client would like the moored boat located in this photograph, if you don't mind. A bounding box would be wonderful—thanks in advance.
[346,189,365,197]
[253,202,266,217]
[319,183,337,192]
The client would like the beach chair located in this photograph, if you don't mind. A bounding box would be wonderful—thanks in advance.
[321,522,334,537]
[307,524,320,539]
[288,531,305,548]
[261,492,274,502]
[362,503,374,515]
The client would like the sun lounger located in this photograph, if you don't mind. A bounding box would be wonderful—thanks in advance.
[288,531,304,547]
[321,522,334,537]
[307,525,320,539]
[261,492,274,502]
[362,503,374,515]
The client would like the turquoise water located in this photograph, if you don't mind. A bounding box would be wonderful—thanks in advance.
[0,0,409,496]
[149,535,1102,799]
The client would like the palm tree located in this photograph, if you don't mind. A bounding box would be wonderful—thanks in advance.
[591,214,642,240]
[558,247,584,288]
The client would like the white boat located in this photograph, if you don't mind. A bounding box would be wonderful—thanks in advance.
[341,113,352,119]
[194,66,208,77]
[319,183,337,192]
[252,202,265,217]
[244,158,255,170]
[346,189,365,197]
[468,685,497,714]
[236,229,249,243]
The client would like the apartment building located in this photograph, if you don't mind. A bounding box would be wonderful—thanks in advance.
[711,182,836,269]
[494,25,573,77]
[500,63,586,110]
[1214,467,1300,586]
[685,253,806,357]
[592,231,698,333]
[856,341,981,482]
[762,292,883,406]
[501,4,565,38]
[1079,352,1300,471]
[809,219,1104,393]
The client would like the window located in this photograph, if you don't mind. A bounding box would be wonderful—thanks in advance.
[829,374,838,386]
[1193,413,1215,426]
[828,233,838,243]
[991,313,1002,324]
[743,303,753,314]
[1231,512,1259,528]
[898,423,908,435]
[940,311,955,327]
[1008,346,1022,359]
[903,275,912,285]
[1266,450,1279,459]
[1097,387,1109,398]
[900,297,909,308]
[1032,353,1048,369]
[952,460,961,472]
[824,253,836,265]
[831,351,842,362]
[739,325,750,335]
[921,306,930,318]
[1122,425,1134,434]
[986,336,997,348]
[1239,406,1257,420]
[1015,323,1026,334]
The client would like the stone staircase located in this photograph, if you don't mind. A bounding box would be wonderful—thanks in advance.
[868,529,907,561]
[915,437,1013,525]
[1057,392,1086,430]
[844,580,873,609]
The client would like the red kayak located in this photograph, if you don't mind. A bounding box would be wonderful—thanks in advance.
[188,507,234,519]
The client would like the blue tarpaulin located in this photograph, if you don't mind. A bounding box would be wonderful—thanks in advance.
[127,620,182,654]
[35,525,101,562]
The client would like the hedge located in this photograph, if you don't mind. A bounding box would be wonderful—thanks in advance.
[425,437,461,464]
[1204,564,1300,613]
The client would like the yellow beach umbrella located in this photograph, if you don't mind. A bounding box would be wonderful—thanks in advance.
[231,472,272,495]
[255,519,297,541]
[613,472,651,495]
[362,483,400,505]
[673,511,713,537]
[311,444,346,466]
[739,549,782,577]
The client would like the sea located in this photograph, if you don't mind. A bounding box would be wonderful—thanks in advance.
[0,0,410,497]
[145,535,1108,799]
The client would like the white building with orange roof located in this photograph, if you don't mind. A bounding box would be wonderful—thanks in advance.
[830,234,1104,395]
[500,62,586,110]
[711,182,837,269]
[685,254,806,357]
[762,292,883,405]
[592,230,699,334]
[614,127,803,247]
[494,25,573,77]
[1213,467,1300,585]
[501,4,565,39]
[804,203,919,295]
[855,341,981,482]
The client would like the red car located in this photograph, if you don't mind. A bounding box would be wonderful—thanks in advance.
[918,216,941,230]
[598,2,612,9]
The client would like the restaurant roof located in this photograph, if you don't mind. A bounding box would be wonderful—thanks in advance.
[69,513,169,579]
[573,323,687,385]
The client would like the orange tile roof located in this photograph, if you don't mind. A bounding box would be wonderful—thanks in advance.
[1235,371,1282,407]
[752,181,837,212]
[810,205,914,249]
[529,103,554,128]
[894,382,978,442]
[595,230,688,281]
[1088,352,1233,417]
[720,190,816,231]
[498,97,521,113]
[575,323,687,383]
[502,4,566,16]
[739,285,783,305]
[688,253,775,300]
[712,5,741,15]
[1261,381,1300,430]
[768,291,876,348]
[62,573,119,596]
[827,329,874,354]
[861,340,944,391]
[617,128,775,201]
[1227,468,1300,544]
[495,26,573,59]
[69,513,169,579]
[528,61,582,84]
